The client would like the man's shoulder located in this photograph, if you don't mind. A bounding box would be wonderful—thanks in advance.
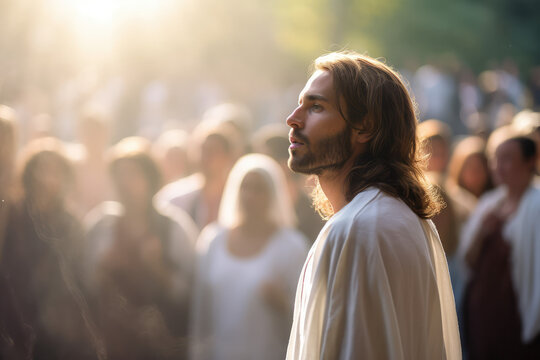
[336,189,418,227]
[324,189,426,248]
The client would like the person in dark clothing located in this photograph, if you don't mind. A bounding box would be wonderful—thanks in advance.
[461,136,540,359]
[84,137,196,360]
[1,137,105,360]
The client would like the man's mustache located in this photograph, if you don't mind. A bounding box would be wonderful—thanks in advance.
[291,131,310,146]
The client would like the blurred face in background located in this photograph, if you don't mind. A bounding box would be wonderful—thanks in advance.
[199,134,233,179]
[112,159,152,210]
[25,153,71,210]
[459,153,489,198]
[426,137,449,173]
[239,171,272,223]
[161,146,187,183]
[492,140,535,188]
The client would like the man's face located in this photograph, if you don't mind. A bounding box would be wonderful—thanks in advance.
[286,70,353,175]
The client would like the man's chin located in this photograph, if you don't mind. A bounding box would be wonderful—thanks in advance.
[288,156,349,176]
[288,157,317,175]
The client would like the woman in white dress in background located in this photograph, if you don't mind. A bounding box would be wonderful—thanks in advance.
[191,153,308,360]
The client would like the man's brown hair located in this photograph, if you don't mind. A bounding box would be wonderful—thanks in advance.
[312,51,442,219]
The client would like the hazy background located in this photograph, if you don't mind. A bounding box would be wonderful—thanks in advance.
[1,0,539,141]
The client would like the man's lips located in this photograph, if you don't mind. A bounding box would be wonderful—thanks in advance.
[289,132,308,150]
[289,136,304,149]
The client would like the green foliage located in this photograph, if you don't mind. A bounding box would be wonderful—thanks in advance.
[328,0,540,71]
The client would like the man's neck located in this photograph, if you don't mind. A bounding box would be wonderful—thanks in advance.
[317,167,351,214]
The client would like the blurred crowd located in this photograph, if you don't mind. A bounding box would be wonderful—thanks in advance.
[0,59,539,360]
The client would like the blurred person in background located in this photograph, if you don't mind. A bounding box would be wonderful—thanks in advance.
[477,68,524,132]
[446,136,493,225]
[71,108,114,219]
[460,136,540,359]
[155,120,240,230]
[512,110,540,179]
[458,67,482,132]
[498,60,526,110]
[413,62,457,127]
[463,111,490,138]
[529,67,540,111]
[417,119,459,257]
[0,105,17,256]
[417,119,465,340]
[493,102,517,129]
[485,124,518,160]
[0,137,105,360]
[0,269,33,360]
[251,123,325,243]
[418,119,452,175]
[201,103,253,156]
[153,129,191,185]
[445,135,493,349]
[191,154,308,360]
[0,105,34,360]
[84,137,197,360]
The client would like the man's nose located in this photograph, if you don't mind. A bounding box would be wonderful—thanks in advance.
[286,105,303,129]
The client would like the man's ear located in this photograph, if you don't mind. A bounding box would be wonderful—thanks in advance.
[353,130,371,144]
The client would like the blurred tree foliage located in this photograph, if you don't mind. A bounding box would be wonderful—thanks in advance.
[274,0,540,72]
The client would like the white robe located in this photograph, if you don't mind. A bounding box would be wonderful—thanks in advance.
[286,187,461,360]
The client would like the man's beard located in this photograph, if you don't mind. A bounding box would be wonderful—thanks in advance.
[288,126,353,175]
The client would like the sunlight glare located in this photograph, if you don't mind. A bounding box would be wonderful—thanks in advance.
[53,0,175,28]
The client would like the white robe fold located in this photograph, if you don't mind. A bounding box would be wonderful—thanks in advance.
[287,188,461,360]
[504,186,540,342]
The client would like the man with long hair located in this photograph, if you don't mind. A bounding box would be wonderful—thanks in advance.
[285,51,461,359]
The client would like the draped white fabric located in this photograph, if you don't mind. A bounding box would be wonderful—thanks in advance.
[458,184,540,343]
[191,225,308,360]
[504,186,540,342]
[286,188,461,360]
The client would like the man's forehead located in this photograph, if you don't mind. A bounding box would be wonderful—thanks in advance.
[298,70,335,102]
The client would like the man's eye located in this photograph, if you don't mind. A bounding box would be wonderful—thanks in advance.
[311,104,322,111]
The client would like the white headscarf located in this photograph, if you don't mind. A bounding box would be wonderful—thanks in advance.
[218,153,296,229]
[503,185,540,342]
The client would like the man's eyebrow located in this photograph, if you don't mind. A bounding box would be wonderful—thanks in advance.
[298,93,330,104]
